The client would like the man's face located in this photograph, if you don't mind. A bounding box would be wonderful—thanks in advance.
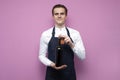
[53,7,67,26]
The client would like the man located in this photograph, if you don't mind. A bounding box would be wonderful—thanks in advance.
[39,4,85,80]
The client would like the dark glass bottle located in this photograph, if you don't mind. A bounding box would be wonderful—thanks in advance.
[55,37,64,67]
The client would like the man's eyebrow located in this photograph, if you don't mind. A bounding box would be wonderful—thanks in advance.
[60,12,64,14]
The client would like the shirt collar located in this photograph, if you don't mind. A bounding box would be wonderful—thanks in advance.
[55,26,66,31]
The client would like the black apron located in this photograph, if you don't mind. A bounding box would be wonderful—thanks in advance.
[45,27,76,80]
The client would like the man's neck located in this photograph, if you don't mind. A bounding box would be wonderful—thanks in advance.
[55,24,65,29]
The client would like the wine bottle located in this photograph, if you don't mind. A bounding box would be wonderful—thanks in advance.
[55,37,64,67]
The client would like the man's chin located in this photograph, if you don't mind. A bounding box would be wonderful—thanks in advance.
[57,22,64,25]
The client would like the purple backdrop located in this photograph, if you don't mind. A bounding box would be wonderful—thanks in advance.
[0,0,120,80]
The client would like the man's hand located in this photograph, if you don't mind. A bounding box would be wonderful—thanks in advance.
[50,63,67,70]
[59,35,75,48]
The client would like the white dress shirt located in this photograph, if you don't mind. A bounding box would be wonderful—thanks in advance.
[39,26,86,66]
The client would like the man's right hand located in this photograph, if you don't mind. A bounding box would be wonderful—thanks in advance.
[50,63,67,70]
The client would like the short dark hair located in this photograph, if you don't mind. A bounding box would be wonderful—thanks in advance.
[52,4,68,16]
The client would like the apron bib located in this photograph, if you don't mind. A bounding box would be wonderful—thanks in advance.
[45,27,76,80]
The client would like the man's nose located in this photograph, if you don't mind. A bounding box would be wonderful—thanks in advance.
[58,14,61,17]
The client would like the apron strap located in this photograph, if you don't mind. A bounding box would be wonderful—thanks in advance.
[52,27,55,37]
[66,27,73,42]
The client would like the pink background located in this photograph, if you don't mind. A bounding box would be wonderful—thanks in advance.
[0,0,120,80]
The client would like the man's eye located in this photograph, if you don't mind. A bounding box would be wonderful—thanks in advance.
[61,13,65,15]
[54,13,58,15]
